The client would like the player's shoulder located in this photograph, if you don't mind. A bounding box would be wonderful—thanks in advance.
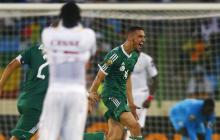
[107,46,120,54]
[82,27,96,35]
[104,46,120,58]
[42,26,54,36]
[24,44,38,52]
[140,52,153,61]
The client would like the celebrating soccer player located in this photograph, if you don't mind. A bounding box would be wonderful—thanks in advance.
[88,26,145,140]
[125,51,158,140]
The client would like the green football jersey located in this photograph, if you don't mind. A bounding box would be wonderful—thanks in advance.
[17,44,49,110]
[98,45,139,98]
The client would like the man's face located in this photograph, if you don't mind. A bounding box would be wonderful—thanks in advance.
[130,30,145,52]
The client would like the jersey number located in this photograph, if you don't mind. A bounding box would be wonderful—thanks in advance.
[37,54,48,79]
[124,70,129,79]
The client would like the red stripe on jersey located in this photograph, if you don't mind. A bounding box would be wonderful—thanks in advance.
[63,51,79,54]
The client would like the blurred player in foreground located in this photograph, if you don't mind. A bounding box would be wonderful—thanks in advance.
[125,52,158,140]
[88,26,145,140]
[38,2,96,140]
[0,44,48,140]
[169,98,215,140]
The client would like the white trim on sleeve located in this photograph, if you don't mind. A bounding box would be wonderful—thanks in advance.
[98,64,108,75]
[15,55,22,64]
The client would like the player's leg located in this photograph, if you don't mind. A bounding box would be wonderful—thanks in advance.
[120,112,143,140]
[186,124,197,140]
[169,114,189,140]
[102,96,143,140]
[125,91,148,140]
[196,122,206,140]
[38,86,63,140]
[10,107,41,140]
[107,118,124,140]
[125,109,147,140]
[61,86,88,140]
[204,126,213,140]
[30,131,39,140]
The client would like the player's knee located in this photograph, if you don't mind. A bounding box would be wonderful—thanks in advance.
[128,121,141,130]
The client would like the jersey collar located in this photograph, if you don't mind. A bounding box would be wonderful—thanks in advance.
[121,45,132,58]
[58,21,83,30]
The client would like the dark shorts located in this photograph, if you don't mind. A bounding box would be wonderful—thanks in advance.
[102,95,130,121]
[11,107,41,140]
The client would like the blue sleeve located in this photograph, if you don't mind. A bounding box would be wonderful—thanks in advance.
[204,114,215,140]
[205,127,213,140]
[207,114,216,123]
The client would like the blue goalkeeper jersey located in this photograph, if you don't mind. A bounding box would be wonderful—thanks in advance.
[169,99,215,125]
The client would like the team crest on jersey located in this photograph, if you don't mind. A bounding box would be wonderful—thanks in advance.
[120,62,125,71]
[105,59,113,66]
[120,66,125,71]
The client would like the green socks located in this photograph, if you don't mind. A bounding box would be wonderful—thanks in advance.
[129,136,144,140]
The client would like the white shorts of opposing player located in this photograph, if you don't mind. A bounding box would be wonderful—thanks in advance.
[125,90,148,140]
[38,83,88,140]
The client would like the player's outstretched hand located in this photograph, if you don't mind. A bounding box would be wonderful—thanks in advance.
[88,100,95,113]
[88,92,100,104]
[129,104,140,120]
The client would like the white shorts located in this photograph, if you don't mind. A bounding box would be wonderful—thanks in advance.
[39,83,88,140]
[133,90,149,128]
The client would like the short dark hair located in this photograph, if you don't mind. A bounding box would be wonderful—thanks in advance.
[203,98,215,108]
[201,98,215,115]
[59,2,81,28]
[127,26,144,33]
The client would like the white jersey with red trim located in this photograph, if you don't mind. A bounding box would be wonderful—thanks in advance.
[42,24,96,86]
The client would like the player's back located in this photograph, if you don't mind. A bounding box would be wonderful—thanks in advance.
[42,24,96,86]
[169,99,203,120]
[17,44,49,110]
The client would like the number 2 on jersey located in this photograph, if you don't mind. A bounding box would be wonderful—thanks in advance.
[37,54,48,79]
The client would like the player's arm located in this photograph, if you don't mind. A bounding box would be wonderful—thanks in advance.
[126,74,140,120]
[143,56,158,108]
[0,59,21,95]
[143,75,158,108]
[88,70,106,103]
[149,75,158,96]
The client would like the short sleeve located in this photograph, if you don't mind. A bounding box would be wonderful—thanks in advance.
[16,47,32,65]
[98,51,118,75]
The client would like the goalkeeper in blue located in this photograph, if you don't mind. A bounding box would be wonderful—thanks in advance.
[169,98,215,140]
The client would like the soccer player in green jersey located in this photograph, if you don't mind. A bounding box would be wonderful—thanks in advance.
[88,26,145,140]
[0,44,49,140]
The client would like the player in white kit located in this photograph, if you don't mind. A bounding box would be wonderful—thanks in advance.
[38,2,96,140]
[125,52,158,140]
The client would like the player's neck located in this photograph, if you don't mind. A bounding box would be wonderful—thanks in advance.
[123,41,134,55]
